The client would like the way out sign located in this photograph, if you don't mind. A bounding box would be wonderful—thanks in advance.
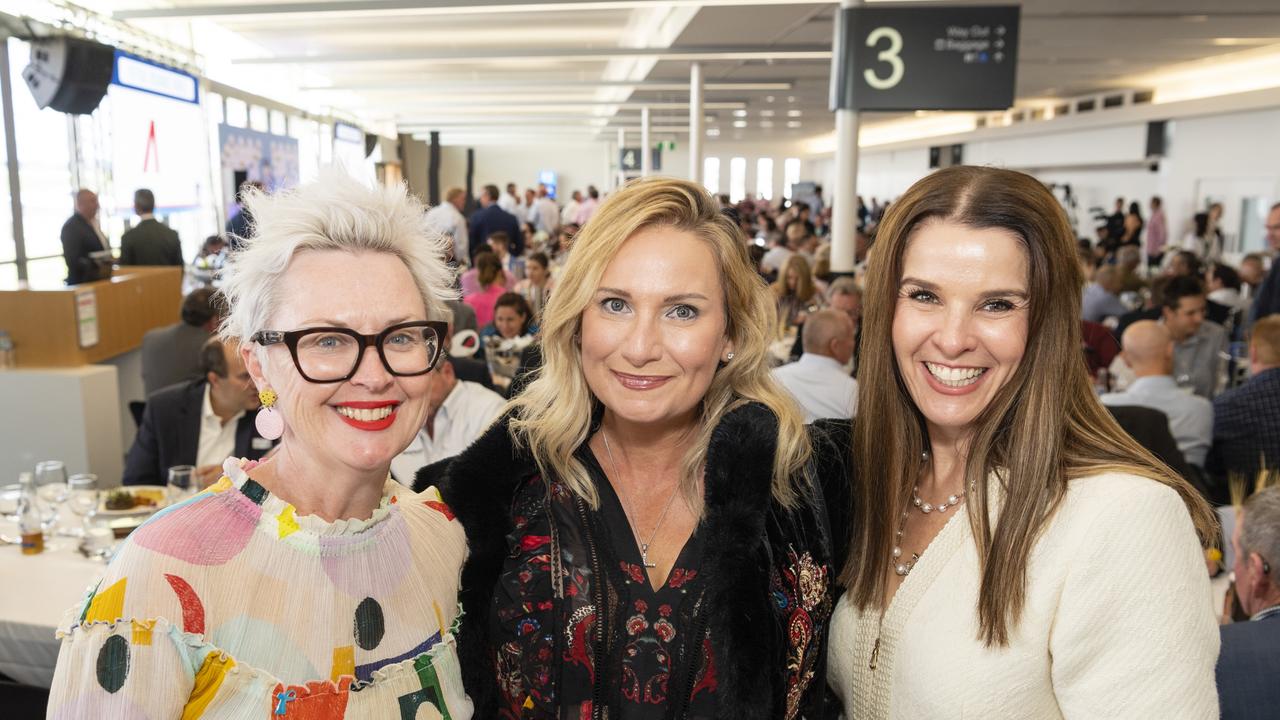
[831,5,1020,112]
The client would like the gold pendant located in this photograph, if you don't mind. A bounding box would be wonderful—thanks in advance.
[869,637,881,670]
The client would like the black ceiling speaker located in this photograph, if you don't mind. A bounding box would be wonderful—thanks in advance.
[22,37,116,115]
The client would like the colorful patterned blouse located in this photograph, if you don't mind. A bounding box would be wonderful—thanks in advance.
[47,457,472,719]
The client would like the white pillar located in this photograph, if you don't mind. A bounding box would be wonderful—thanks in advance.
[616,127,626,190]
[640,106,652,177]
[831,0,860,274]
[688,62,703,184]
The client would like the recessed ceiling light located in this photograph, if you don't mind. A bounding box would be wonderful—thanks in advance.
[761,120,774,128]
[786,109,802,117]
[787,120,802,128]
[760,109,775,117]
[733,120,748,128]
[787,95,796,103]
[733,109,748,117]
[707,127,721,137]
[765,95,775,103]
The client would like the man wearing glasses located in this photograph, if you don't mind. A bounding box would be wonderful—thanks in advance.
[1217,484,1280,719]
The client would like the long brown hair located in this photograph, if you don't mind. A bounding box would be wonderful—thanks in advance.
[476,252,502,288]
[772,253,818,303]
[842,166,1217,645]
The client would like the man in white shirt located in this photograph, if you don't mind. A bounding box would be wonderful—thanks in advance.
[561,190,583,226]
[425,187,470,267]
[1101,320,1213,467]
[771,309,858,422]
[532,185,560,236]
[124,338,271,486]
[391,356,506,483]
[498,182,524,217]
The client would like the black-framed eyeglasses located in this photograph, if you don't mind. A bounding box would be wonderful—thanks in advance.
[250,321,448,383]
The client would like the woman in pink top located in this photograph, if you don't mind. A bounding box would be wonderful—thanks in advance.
[464,251,507,326]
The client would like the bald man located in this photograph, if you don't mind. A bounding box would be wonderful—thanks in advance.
[771,309,858,422]
[60,189,107,284]
[1101,320,1213,467]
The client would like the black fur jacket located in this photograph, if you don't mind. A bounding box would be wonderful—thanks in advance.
[416,402,853,720]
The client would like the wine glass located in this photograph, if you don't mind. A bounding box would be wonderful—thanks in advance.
[66,474,99,538]
[35,461,69,532]
[167,465,196,505]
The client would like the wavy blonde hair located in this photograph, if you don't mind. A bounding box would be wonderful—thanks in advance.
[842,166,1217,646]
[772,253,818,303]
[508,176,810,513]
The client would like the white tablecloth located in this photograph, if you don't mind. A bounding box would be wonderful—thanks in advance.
[0,524,106,688]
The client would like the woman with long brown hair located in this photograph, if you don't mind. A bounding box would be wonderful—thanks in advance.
[829,166,1219,717]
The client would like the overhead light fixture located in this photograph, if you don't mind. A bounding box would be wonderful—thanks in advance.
[733,109,748,117]
[733,120,748,128]
[760,109,775,117]
[787,109,802,117]
[787,120,803,128]
[231,46,831,66]
[761,120,775,128]
[707,127,721,137]
[118,0,855,21]
[765,95,775,103]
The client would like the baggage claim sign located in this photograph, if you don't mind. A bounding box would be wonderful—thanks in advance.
[831,5,1021,112]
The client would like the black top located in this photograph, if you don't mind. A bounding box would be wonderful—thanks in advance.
[418,404,851,720]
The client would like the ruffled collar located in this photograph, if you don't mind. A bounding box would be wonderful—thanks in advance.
[219,457,402,539]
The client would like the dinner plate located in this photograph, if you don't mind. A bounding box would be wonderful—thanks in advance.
[99,486,167,516]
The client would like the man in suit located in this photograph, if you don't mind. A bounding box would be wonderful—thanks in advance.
[468,184,523,259]
[1217,485,1280,719]
[120,188,183,266]
[124,337,270,487]
[1249,202,1280,324]
[60,189,106,284]
[140,287,222,397]
[1208,315,1280,487]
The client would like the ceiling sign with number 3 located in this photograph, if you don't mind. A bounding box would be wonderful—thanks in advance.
[831,5,1019,112]
[863,27,904,90]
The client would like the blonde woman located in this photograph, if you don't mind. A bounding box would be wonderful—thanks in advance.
[416,177,848,719]
[829,166,1219,718]
[773,253,824,328]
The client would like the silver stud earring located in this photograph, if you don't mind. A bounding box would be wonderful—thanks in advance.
[725,352,735,361]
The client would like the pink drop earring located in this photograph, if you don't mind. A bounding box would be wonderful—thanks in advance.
[255,388,284,440]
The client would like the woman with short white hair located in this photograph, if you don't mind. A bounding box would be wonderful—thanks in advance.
[48,170,473,718]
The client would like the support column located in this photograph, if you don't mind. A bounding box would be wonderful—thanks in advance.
[640,106,651,177]
[830,0,860,275]
[688,62,703,184]
[616,127,626,190]
[0,41,27,281]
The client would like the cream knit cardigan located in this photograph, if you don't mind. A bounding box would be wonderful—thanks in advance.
[828,472,1219,719]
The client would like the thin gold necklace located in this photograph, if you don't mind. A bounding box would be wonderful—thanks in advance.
[600,429,681,569]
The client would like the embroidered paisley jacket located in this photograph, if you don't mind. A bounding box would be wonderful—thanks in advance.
[416,403,852,720]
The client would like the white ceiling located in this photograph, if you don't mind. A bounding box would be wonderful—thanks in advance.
[107,0,1280,145]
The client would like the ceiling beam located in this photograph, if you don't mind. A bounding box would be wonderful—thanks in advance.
[301,80,794,92]
[231,45,831,65]
[116,0,835,21]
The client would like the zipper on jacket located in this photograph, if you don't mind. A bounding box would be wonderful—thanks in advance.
[574,495,607,720]
[673,593,711,720]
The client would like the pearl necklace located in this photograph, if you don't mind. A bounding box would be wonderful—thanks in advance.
[892,486,967,577]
